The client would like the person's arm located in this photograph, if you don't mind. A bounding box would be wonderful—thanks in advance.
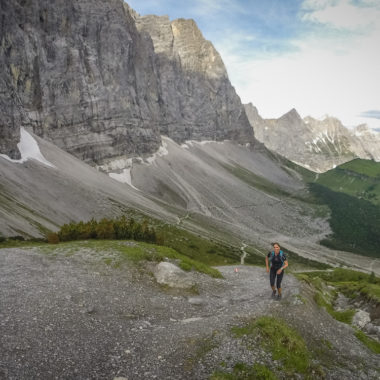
[276,260,288,274]
[265,255,269,273]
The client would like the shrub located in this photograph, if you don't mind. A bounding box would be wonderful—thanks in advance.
[56,216,159,245]
[47,232,60,244]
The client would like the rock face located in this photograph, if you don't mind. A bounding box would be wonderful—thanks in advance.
[245,103,380,172]
[136,15,253,144]
[0,0,254,165]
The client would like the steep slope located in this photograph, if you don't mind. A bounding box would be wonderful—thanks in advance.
[307,159,380,257]
[245,103,380,172]
[0,130,177,237]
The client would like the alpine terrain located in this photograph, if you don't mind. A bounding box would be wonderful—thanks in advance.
[0,1,379,379]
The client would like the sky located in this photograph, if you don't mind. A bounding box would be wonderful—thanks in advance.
[126,0,380,130]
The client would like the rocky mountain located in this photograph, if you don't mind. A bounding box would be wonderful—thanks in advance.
[245,103,380,172]
[1,1,379,275]
[0,0,254,165]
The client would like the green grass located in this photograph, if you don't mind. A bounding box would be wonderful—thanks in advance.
[303,159,380,258]
[28,239,223,278]
[355,329,380,354]
[309,183,380,257]
[300,268,380,303]
[298,269,380,324]
[315,165,380,206]
[232,316,312,376]
[314,292,356,324]
[0,238,46,249]
[156,223,240,266]
[339,158,380,178]
[211,363,277,380]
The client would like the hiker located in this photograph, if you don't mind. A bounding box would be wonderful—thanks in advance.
[265,242,288,300]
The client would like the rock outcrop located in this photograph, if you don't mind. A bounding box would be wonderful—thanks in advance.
[0,0,254,165]
[245,103,380,172]
[136,15,254,144]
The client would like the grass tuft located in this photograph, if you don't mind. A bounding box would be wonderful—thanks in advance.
[232,316,311,375]
[355,330,380,354]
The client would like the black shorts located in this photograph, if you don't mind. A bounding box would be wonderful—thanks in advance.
[270,268,284,288]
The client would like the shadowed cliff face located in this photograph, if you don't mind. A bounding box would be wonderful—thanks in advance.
[1,0,163,164]
[0,0,255,164]
[136,15,254,144]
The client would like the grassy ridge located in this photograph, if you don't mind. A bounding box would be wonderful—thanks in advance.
[315,159,380,205]
[309,183,380,257]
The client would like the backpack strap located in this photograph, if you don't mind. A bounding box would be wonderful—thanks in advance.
[270,250,285,264]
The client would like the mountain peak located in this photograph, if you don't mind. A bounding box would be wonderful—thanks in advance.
[279,108,302,123]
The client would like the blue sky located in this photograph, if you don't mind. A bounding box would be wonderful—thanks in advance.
[126,0,380,130]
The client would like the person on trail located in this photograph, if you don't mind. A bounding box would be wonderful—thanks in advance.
[265,242,288,300]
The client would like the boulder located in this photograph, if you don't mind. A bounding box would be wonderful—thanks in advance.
[352,310,371,328]
[153,262,195,289]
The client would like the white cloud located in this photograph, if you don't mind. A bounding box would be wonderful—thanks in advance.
[217,0,380,129]
[302,0,380,30]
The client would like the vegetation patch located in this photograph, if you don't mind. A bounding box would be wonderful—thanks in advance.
[297,268,380,327]
[315,159,380,206]
[57,217,158,244]
[313,292,356,324]
[232,316,312,377]
[33,239,222,278]
[300,268,380,304]
[155,223,239,266]
[309,183,380,257]
[355,329,380,354]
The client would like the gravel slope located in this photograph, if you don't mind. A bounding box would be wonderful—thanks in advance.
[0,246,378,379]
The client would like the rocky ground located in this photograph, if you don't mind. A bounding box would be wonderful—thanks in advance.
[0,246,379,380]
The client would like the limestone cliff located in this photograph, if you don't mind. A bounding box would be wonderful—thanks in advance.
[0,0,254,165]
[136,15,253,144]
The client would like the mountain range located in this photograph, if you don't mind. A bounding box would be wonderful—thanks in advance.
[0,0,379,275]
[245,103,380,173]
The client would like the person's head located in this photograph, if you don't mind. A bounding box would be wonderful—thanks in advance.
[272,242,281,253]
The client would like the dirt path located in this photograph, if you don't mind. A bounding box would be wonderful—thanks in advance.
[240,242,248,264]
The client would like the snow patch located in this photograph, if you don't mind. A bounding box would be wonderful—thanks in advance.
[145,139,169,165]
[181,139,227,149]
[109,169,140,191]
[0,127,55,168]
[96,158,139,190]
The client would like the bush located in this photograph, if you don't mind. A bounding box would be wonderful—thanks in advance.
[57,216,160,244]
[47,232,60,244]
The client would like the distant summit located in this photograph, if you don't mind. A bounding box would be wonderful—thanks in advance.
[244,103,380,172]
